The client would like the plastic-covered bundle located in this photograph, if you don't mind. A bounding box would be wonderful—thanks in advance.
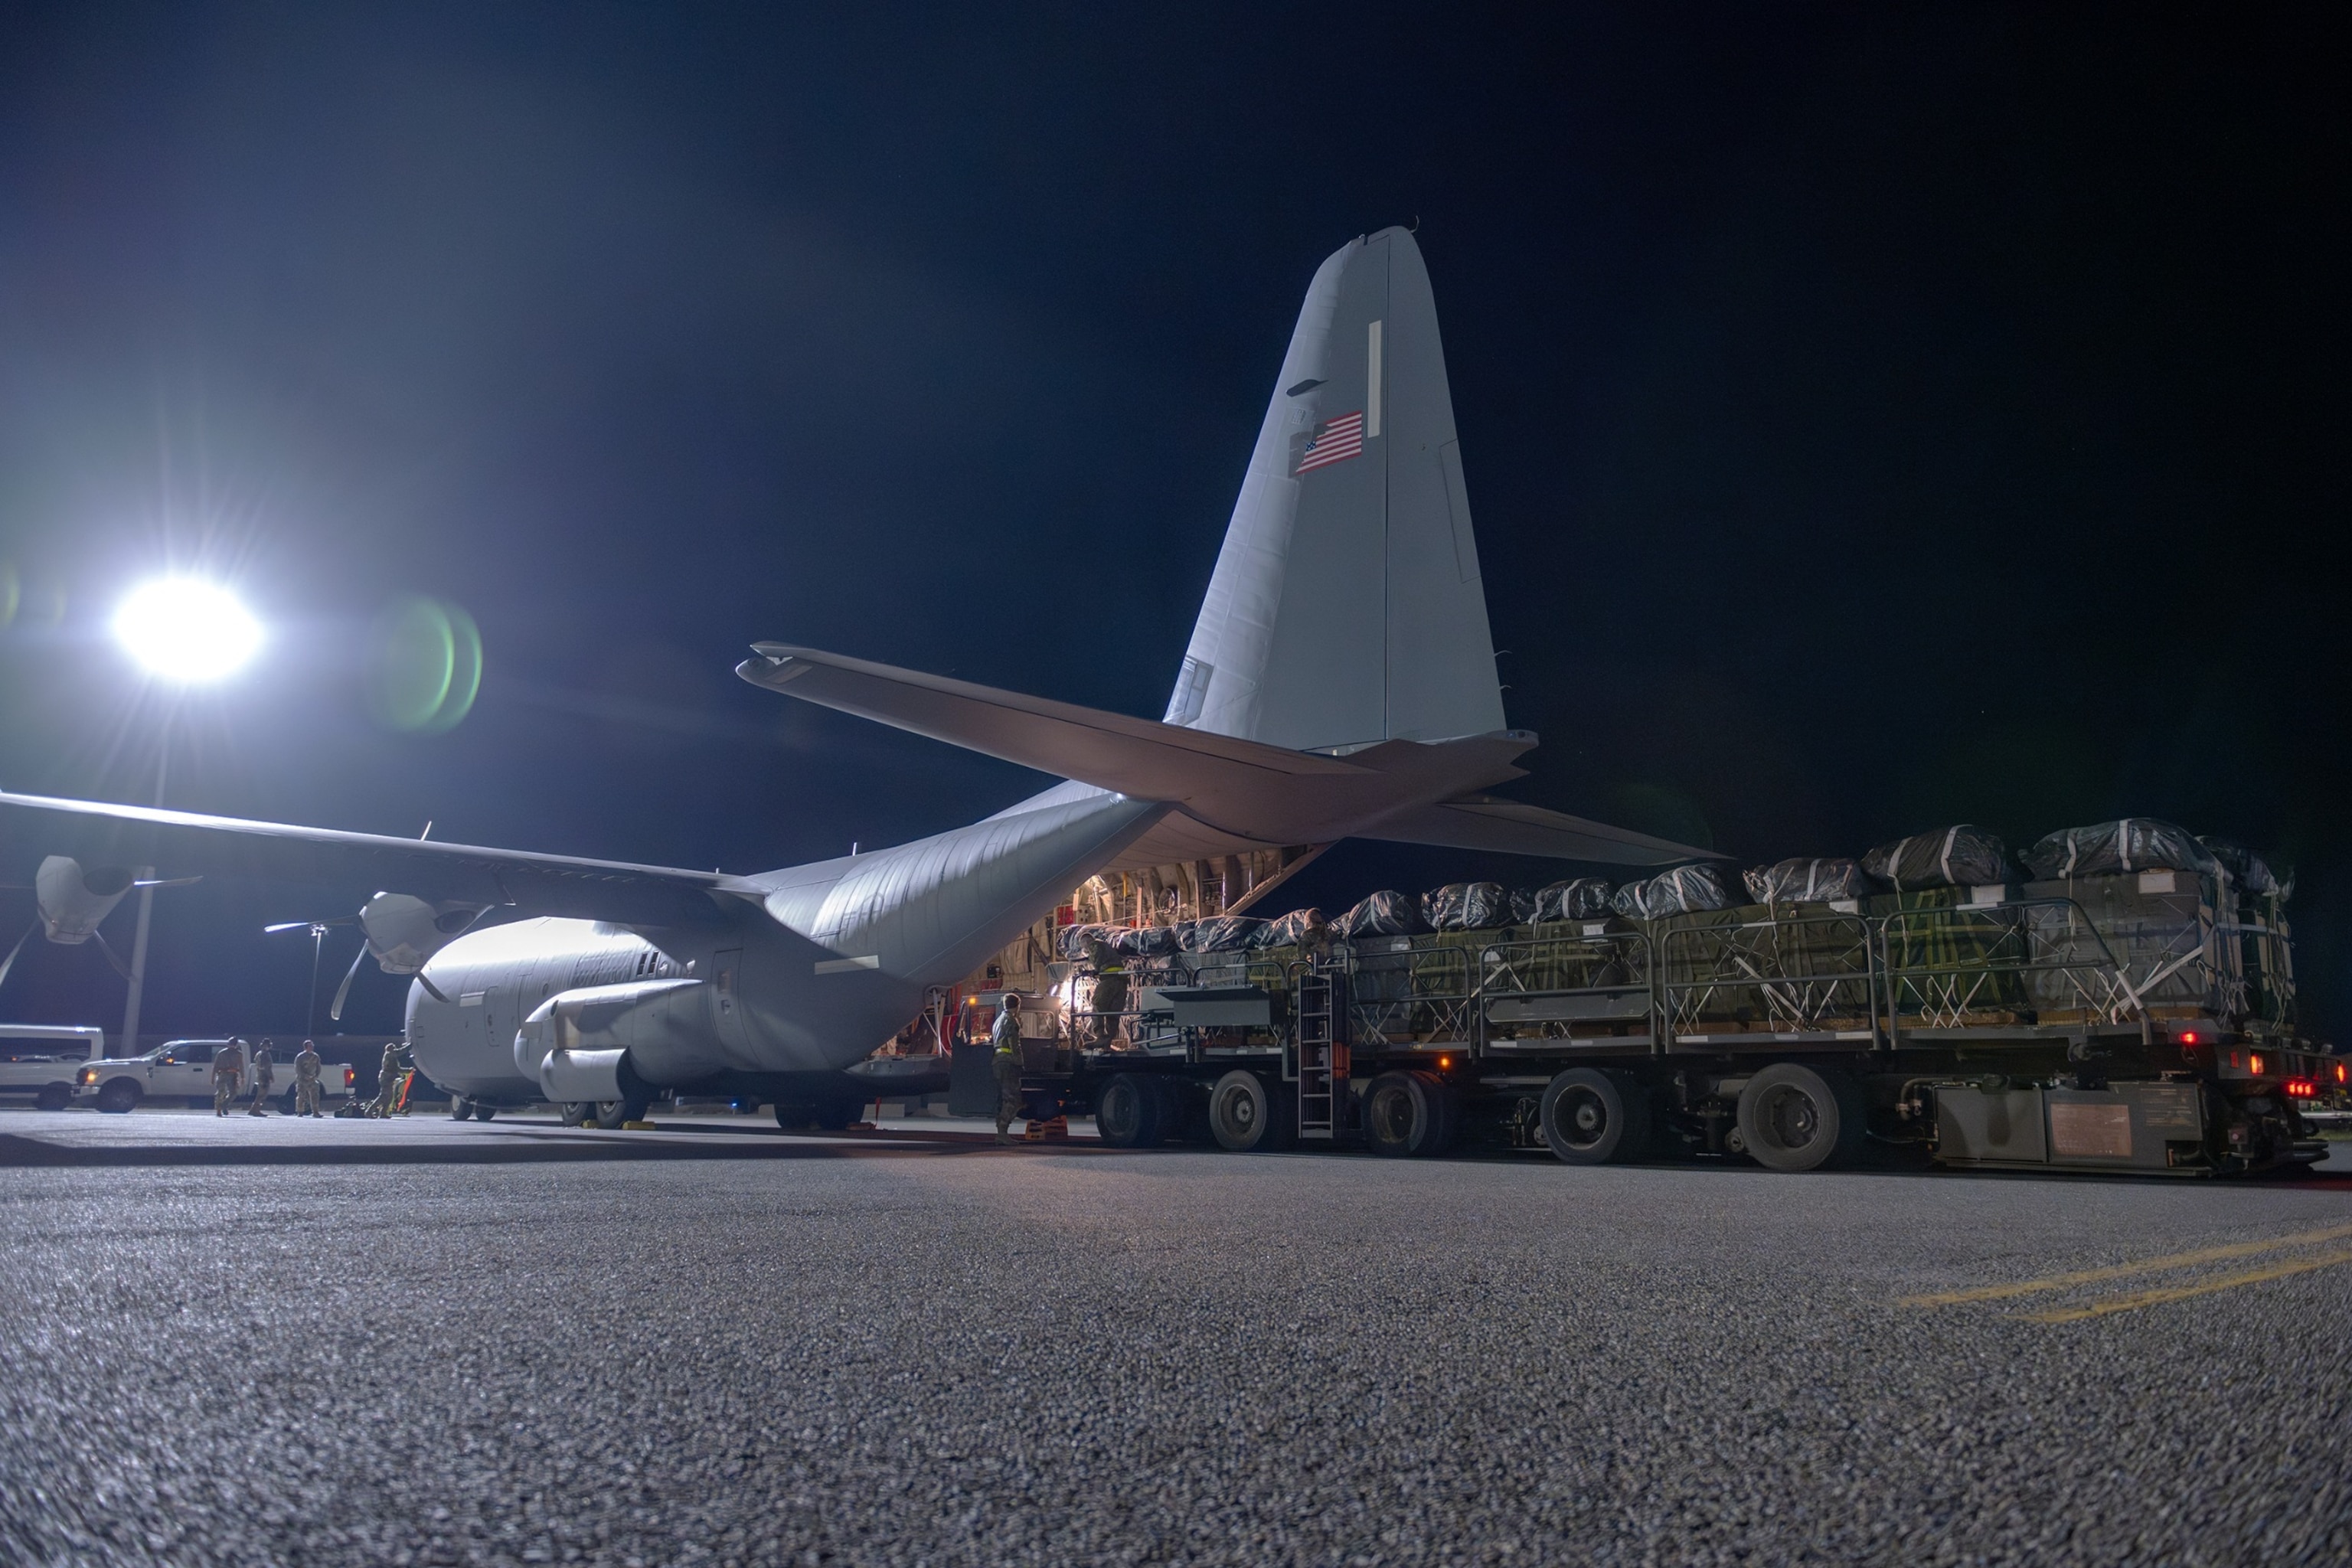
[1862,825,2015,890]
[1111,924,1181,957]
[1611,864,1733,919]
[1513,879,1613,923]
[1181,916,1269,952]
[1334,890,1429,938]
[1421,882,1510,931]
[2022,819,2217,881]
[1254,908,1326,949]
[1057,923,1112,960]
[1743,858,1873,906]
[2200,836,2288,900]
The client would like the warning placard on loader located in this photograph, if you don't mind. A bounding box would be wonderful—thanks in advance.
[2049,1102,2134,1159]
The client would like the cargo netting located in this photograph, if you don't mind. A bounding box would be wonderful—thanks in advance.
[1611,864,1733,919]
[1742,858,1873,906]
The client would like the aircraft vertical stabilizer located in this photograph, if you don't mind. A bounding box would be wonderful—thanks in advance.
[1163,228,1507,751]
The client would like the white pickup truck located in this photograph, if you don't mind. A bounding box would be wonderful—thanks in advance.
[0,1026,106,1112]
[73,1039,359,1115]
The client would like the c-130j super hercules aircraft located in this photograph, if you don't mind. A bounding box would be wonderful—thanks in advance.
[0,228,1706,1125]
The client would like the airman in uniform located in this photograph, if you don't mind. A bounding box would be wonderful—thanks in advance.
[991,993,1026,1145]
[372,1040,407,1118]
[293,1039,322,1117]
[1087,939,1129,1048]
[211,1040,244,1117]
[247,1038,276,1116]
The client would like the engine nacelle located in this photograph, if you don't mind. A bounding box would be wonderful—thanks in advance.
[359,892,486,972]
[34,856,135,944]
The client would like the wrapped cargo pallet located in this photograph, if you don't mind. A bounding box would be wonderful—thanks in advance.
[1253,908,1327,949]
[1513,878,1614,924]
[1112,924,1181,957]
[1612,864,1733,920]
[2020,874,2242,1026]
[1862,825,2015,890]
[1181,916,1269,952]
[2197,836,2288,900]
[1336,890,1428,938]
[2023,818,2218,881]
[1743,858,1873,906]
[1423,882,1511,931]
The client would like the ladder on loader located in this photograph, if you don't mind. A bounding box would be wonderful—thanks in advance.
[1295,972,1347,1138]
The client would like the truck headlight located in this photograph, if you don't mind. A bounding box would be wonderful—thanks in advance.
[76,1067,97,1086]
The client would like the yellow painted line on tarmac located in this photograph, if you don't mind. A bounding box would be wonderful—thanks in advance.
[1896,1222,2352,1308]
[2019,1246,2352,1324]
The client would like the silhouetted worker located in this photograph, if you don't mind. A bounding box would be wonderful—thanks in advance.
[211,1040,243,1117]
[372,1040,407,1118]
[293,1039,322,1117]
[991,993,1025,1145]
[247,1039,276,1116]
[1088,939,1129,1047]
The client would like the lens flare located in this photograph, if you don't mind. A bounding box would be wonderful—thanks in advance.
[368,596,482,732]
[111,579,264,682]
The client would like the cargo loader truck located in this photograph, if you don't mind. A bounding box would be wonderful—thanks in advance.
[996,855,2339,1177]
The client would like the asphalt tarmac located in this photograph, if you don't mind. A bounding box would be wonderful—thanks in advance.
[4,1108,2349,1566]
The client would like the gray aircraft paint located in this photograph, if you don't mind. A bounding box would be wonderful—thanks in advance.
[1167,227,1506,750]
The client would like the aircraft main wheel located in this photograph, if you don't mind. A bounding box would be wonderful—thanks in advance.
[1207,1070,1294,1152]
[95,1080,141,1115]
[593,1096,651,1129]
[35,1084,70,1112]
[449,1096,475,1121]
[1360,1070,1458,1158]
[559,1101,592,1127]
[773,1102,815,1130]
[1093,1073,1166,1148]
[471,1102,497,1122]
[1540,1068,1651,1166]
[812,1100,861,1131]
[1735,1063,1866,1173]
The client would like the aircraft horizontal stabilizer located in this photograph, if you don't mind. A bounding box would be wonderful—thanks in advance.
[1363,796,1720,866]
[739,644,1364,786]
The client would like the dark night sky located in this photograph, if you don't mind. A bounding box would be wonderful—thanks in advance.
[1,4,2343,1042]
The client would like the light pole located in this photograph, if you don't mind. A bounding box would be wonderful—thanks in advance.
[110,578,263,1054]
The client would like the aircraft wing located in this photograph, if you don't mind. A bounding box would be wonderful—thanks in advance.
[0,792,760,926]
[1362,796,1722,866]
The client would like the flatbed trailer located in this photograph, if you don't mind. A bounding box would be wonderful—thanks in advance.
[1024,867,2345,1175]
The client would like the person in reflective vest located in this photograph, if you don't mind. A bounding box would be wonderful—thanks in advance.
[991,994,1026,1145]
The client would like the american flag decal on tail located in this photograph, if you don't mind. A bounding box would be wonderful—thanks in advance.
[1294,410,1364,474]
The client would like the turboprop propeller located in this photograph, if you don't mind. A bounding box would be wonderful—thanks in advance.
[266,891,492,1021]
[0,855,201,990]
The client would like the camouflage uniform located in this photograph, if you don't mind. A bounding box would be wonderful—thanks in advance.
[211,1044,243,1116]
[247,1042,276,1116]
[293,1042,322,1116]
[372,1042,406,1117]
[991,999,1025,1144]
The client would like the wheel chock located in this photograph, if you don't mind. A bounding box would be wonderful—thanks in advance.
[1023,1116,1070,1142]
[622,1120,658,1131]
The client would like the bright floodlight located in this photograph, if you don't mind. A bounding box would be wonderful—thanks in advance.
[111,579,263,683]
